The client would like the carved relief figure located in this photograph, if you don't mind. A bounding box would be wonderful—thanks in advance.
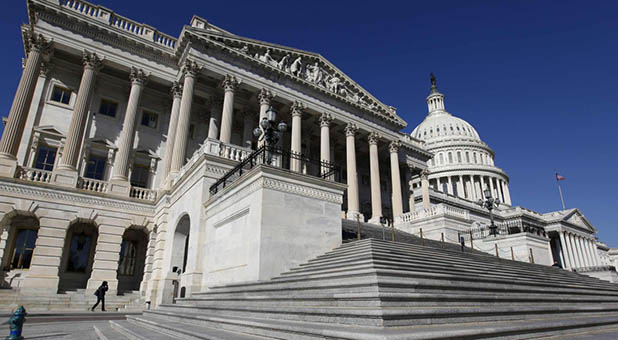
[290,56,302,77]
[278,54,290,71]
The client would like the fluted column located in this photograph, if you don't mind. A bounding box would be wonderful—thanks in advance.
[111,67,149,181]
[504,182,512,205]
[319,112,333,177]
[257,88,274,147]
[345,123,360,220]
[367,132,382,223]
[389,141,403,218]
[489,177,496,199]
[447,176,453,195]
[57,51,103,171]
[570,233,583,268]
[207,95,223,140]
[589,239,600,266]
[585,238,597,266]
[560,231,574,269]
[579,237,591,267]
[219,74,241,144]
[421,169,431,210]
[457,175,464,198]
[160,82,183,183]
[170,60,201,176]
[290,101,305,172]
[0,33,51,168]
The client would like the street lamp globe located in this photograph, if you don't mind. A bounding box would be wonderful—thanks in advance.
[277,121,288,132]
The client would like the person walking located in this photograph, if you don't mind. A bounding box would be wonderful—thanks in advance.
[91,281,108,312]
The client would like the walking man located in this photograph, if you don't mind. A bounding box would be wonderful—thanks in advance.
[91,281,108,312]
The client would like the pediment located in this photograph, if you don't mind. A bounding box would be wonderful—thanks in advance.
[181,26,406,128]
[88,138,117,149]
[135,148,160,160]
[33,125,65,138]
[563,209,596,233]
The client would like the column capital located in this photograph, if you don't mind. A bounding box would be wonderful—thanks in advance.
[25,32,52,56]
[389,140,401,153]
[319,112,333,127]
[290,101,305,117]
[258,88,274,106]
[367,131,380,145]
[130,67,149,86]
[82,51,104,72]
[182,59,202,78]
[344,122,358,136]
[222,74,241,92]
[170,81,183,98]
[420,169,430,180]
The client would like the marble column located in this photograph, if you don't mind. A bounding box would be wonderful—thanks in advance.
[367,132,382,223]
[457,175,464,199]
[589,239,600,266]
[389,141,403,218]
[466,175,475,201]
[489,177,496,199]
[160,82,183,183]
[170,60,201,176]
[219,74,241,144]
[504,182,512,205]
[447,176,453,195]
[570,233,583,268]
[257,88,274,147]
[408,169,415,213]
[111,67,149,182]
[579,236,591,267]
[560,231,573,269]
[242,110,255,149]
[585,238,596,266]
[0,33,51,174]
[345,123,360,220]
[319,112,333,177]
[207,95,223,140]
[421,169,431,210]
[290,101,305,172]
[57,52,103,173]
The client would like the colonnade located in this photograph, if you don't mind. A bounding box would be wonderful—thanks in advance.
[559,230,600,270]
[432,174,511,205]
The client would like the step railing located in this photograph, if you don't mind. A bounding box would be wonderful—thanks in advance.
[130,186,157,201]
[77,177,109,193]
[16,167,52,183]
[59,0,176,49]
[396,203,470,224]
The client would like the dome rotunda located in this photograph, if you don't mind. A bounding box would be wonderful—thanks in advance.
[411,74,512,205]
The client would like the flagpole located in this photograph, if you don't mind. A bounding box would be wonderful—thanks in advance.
[555,171,566,210]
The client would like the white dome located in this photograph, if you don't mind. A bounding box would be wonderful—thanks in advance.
[411,111,482,144]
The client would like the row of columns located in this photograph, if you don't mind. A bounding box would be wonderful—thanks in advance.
[559,231,600,270]
[433,174,512,205]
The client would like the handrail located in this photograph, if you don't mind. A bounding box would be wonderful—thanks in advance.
[209,145,340,196]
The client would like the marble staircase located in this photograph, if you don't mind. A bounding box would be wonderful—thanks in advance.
[95,238,618,339]
[0,288,145,312]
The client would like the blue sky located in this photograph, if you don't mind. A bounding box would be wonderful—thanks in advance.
[1,1,617,246]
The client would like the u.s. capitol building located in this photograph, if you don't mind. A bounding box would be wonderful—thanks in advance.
[0,0,616,314]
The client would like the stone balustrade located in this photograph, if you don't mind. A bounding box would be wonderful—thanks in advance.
[16,167,52,183]
[77,177,108,193]
[219,143,251,162]
[130,186,156,201]
[396,203,469,224]
[59,0,176,49]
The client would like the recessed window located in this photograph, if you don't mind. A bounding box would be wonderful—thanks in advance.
[67,232,93,272]
[85,154,107,180]
[50,85,71,105]
[118,239,138,276]
[466,152,470,163]
[457,152,462,163]
[141,111,158,129]
[448,152,453,164]
[98,99,118,117]
[34,145,57,171]
[130,164,150,188]
[10,228,38,269]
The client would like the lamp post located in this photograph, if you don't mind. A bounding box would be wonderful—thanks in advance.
[253,107,287,164]
[477,188,500,237]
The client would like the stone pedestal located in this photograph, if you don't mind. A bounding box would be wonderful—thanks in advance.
[51,168,80,188]
[0,158,19,178]
[202,165,345,288]
[108,179,131,196]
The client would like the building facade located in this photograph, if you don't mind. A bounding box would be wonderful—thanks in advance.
[0,0,615,310]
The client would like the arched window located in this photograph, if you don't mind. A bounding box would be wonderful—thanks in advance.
[118,239,138,276]
[448,152,453,164]
[10,229,38,269]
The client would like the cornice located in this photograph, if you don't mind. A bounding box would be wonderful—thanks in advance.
[0,180,154,214]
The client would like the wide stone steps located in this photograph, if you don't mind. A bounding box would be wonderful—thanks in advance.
[138,238,618,339]
[0,289,144,312]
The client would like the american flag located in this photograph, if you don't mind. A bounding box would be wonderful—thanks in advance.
[555,173,565,181]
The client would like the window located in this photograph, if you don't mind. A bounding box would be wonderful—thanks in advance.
[85,154,107,180]
[457,152,462,163]
[439,153,444,165]
[98,99,118,117]
[130,164,150,188]
[118,240,138,276]
[442,182,448,194]
[473,152,478,164]
[10,229,38,269]
[448,152,453,164]
[34,145,57,171]
[466,152,470,163]
[452,182,458,197]
[67,232,93,272]
[141,111,158,129]
[50,85,71,105]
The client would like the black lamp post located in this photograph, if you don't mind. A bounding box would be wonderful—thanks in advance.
[253,107,287,148]
[477,188,500,237]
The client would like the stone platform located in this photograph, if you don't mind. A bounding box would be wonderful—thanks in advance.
[90,238,618,339]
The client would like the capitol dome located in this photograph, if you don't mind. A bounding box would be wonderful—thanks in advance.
[411,74,512,205]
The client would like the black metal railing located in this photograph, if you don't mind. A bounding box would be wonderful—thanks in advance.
[209,145,341,196]
[573,265,616,273]
[469,219,546,240]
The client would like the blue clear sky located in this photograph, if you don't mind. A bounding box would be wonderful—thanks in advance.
[1,1,616,246]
